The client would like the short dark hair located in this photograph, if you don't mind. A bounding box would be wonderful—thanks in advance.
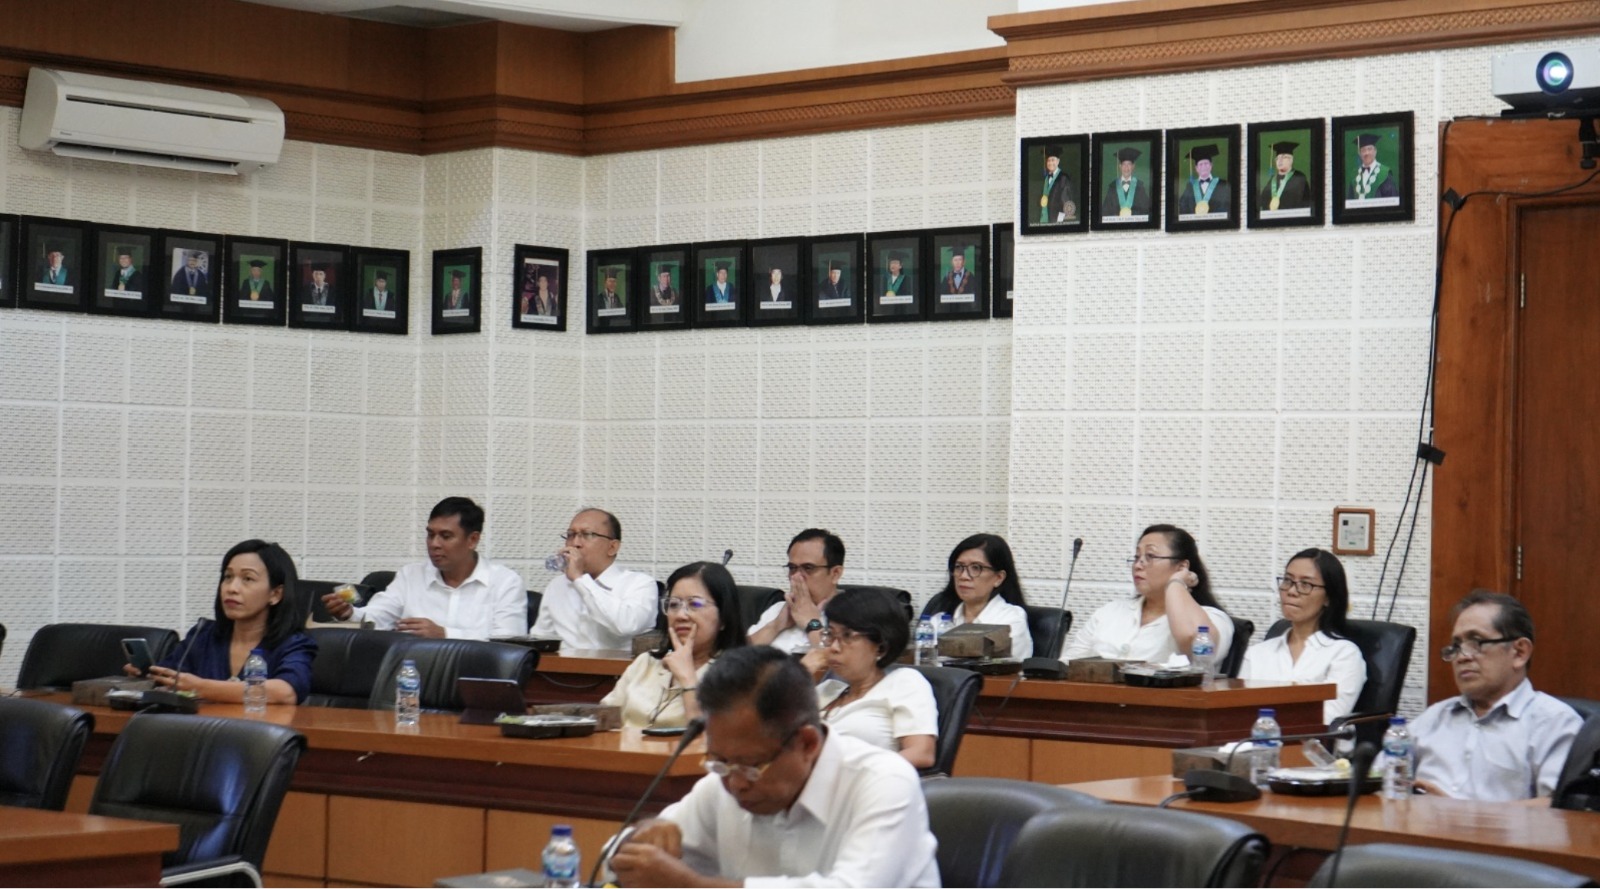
[789,528,845,568]
[698,645,820,738]
[823,588,908,670]
[1285,548,1352,640]
[1453,589,1535,644]
[1140,524,1224,612]
[215,539,304,649]
[579,507,621,540]
[430,497,484,535]
[653,561,748,659]
[926,533,1025,618]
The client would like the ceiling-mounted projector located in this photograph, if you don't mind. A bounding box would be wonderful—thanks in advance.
[1493,47,1600,116]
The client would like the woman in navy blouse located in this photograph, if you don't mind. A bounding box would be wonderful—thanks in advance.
[128,539,317,704]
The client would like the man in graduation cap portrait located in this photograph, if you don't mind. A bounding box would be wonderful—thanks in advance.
[1259,140,1313,212]
[303,264,333,306]
[704,260,736,305]
[1037,143,1076,224]
[599,267,625,310]
[1346,132,1400,201]
[1100,146,1152,219]
[940,246,976,294]
[652,266,679,306]
[882,252,910,298]
[1176,143,1231,216]
[112,247,144,293]
[817,260,851,304]
[38,241,68,286]
[237,259,276,303]
[171,250,211,298]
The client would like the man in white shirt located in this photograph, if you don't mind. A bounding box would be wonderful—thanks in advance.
[610,645,940,888]
[1412,590,1581,800]
[747,529,844,654]
[530,508,658,650]
[320,497,526,639]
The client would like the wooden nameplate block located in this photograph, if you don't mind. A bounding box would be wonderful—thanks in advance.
[1063,657,1136,684]
[1172,746,1253,780]
[937,624,1011,659]
[529,702,623,732]
[71,676,155,707]
[632,631,664,656]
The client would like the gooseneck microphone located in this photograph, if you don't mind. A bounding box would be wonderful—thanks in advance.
[721,549,733,566]
[589,716,707,887]
[1021,537,1084,678]
[140,617,211,713]
[1325,742,1381,886]
[1184,723,1358,802]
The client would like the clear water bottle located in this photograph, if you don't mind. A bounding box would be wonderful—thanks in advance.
[395,659,421,727]
[1249,707,1282,787]
[1190,625,1217,684]
[544,553,567,572]
[934,612,953,640]
[1381,716,1415,800]
[914,619,938,665]
[541,824,580,888]
[242,649,268,715]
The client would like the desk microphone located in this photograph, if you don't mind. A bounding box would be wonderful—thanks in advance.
[1021,537,1083,679]
[720,549,733,566]
[1184,723,1358,802]
[1325,741,1380,887]
[140,617,210,714]
[589,716,706,887]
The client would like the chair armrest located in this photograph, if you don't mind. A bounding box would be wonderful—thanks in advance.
[160,854,262,888]
[1330,710,1396,731]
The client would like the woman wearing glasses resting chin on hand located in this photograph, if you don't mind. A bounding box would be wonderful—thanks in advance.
[816,588,937,769]
[921,533,1033,659]
[601,562,747,730]
[1061,523,1233,666]
[1238,548,1366,723]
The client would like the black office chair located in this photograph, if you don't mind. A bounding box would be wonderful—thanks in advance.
[1024,605,1073,661]
[526,590,543,631]
[0,621,6,660]
[0,697,94,810]
[17,623,180,690]
[1220,616,1253,678]
[1308,843,1593,887]
[922,777,1104,888]
[367,638,539,711]
[737,585,784,626]
[1553,714,1600,812]
[359,570,395,594]
[1002,804,1269,887]
[90,713,306,887]
[1264,617,1417,741]
[1563,697,1600,723]
[901,663,982,778]
[303,627,413,708]
[302,580,375,624]
[840,585,914,621]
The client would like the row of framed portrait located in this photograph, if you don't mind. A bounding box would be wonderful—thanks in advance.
[582,225,1017,333]
[1019,112,1415,236]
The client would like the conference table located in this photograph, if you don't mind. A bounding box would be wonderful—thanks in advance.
[0,805,178,887]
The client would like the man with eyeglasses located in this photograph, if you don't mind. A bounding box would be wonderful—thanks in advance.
[530,508,658,650]
[747,529,846,654]
[1409,590,1580,800]
[321,497,526,639]
[609,645,940,887]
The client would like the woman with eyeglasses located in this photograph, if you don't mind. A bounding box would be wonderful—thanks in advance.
[816,587,938,769]
[600,561,747,729]
[1062,523,1233,665]
[1238,548,1366,723]
[921,533,1033,659]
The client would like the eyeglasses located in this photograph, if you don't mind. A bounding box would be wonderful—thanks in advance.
[560,530,616,543]
[784,563,832,576]
[1126,554,1181,567]
[819,626,872,646]
[1440,637,1517,662]
[951,562,995,578]
[1276,576,1327,596]
[661,596,714,615]
[702,725,803,783]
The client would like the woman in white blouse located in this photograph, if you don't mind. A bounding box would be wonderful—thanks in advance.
[1062,524,1234,665]
[600,561,746,729]
[922,533,1033,659]
[1239,548,1367,723]
[817,588,938,769]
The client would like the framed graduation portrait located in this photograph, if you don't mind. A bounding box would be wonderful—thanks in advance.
[432,247,481,335]
[586,248,636,334]
[866,230,925,323]
[90,225,157,318]
[352,248,408,334]
[511,244,567,332]
[1332,111,1414,225]
[1166,126,1241,233]
[0,214,16,310]
[1091,131,1162,231]
[805,234,863,325]
[288,242,350,330]
[638,244,692,331]
[991,223,1013,319]
[1019,135,1089,236]
[928,226,988,321]
[747,237,805,327]
[20,216,88,313]
[157,230,222,323]
[223,237,287,327]
[694,241,745,329]
[1247,118,1325,229]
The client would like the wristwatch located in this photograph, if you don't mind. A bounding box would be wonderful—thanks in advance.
[804,619,824,634]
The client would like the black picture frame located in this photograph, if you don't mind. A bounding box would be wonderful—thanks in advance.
[89,225,158,318]
[693,241,745,329]
[432,247,482,335]
[351,249,409,335]
[1247,118,1326,229]
[511,244,568,332]
[1165,125,1242,233]
[866,230,926,323]
[1332,111,1415,225]
[1019,134,1090,236]
[20,216,88,313]
[1091,130,1163,231]
[587,249,637,334]
[222,237,287,327]
[288,242,350,329]
[157,230,222,323]
[0,214,16,310]
[638,244,692,331]
[991,223,1013,319]
[928,226,989,321]
[746,237,806,327]
[805,234,863,325]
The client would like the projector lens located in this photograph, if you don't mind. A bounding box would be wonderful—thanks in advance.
[1537,51,1573,94]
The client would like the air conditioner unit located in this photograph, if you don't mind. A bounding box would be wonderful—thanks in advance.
[19,68,284,175]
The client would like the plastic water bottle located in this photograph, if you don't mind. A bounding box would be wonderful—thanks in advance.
[915,619,938,665]
[1381,716,1415,800]
[1191,625,1217,684]
[242,649,268,715]
[395,659,421,727]
[544,553,567,572]
[541,824,580,888]
[934,612,953,641]
[1249,707,1282,787]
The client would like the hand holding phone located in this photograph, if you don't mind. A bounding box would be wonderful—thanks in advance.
[121,637,153,676]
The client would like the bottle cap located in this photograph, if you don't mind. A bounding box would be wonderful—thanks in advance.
[402,659,416,668]
[552,824,573,836]
[251,648,266,656]
[1389,715,1405,725]
[1259,707,1276,717]
[1197,625,1209,632]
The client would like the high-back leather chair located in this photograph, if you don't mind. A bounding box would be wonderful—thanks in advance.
[900,663,982,778]
[17,623,180,690]
[1553,714,1600,812]
[1562,697,1600,723]
[839,585,913,621]
[1265,618,1416,739]
[0,622,7,660]
[303,627,413,708]
[90,714,305,887]
[359,570,395,594]
[525,590,543,632]
[367,638,540,711]
[302,579,375,624]
[0,697,94,810]
[1221,616,1254,678]
[737,585,784,627]
[1024,605,1073,661]
[1308,843,1593,887]
[1002,804,1269,887]
[922,777,1104,888]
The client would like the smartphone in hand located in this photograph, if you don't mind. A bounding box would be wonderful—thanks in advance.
[121,637,153,675]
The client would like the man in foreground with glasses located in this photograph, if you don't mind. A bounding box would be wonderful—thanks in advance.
[530,507,658,650]
[609,645,940,887]
[747,529,846,654]
[1410,590,1581,800]
[321,497,526,639]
